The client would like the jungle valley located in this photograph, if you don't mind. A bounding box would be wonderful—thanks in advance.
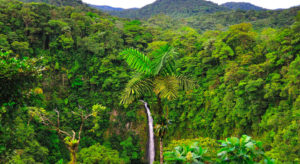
[0,0,299,163]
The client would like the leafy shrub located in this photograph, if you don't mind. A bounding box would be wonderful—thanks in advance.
[164,135,275,164]
[120,136,142,163]
[165,137,218,159]
[164,142,210,164]
[217,135,272,164]
[77,144,124,164]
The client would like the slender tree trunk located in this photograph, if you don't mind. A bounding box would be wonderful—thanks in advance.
[67,139,79,164]
[71,151,76,164]
[62,74,64,86]
[157,95,163,115]
[160,137,163,164]
[69,147,77,164]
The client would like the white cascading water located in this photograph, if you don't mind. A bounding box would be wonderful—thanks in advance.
[140,100,155,164]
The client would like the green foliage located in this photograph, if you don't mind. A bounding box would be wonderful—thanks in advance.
[120,45,194,104]
[11,41,29,54]
[0,0,299,163]
[77,144,124,164]
[19,0,83,7]
[121,48,152,75]
[160,18,299,162]
[109,0,228,19]
[119,136,142,163]
[217,135,267,163]
[107,0,299,32]
[154,117,170,138]
[165,136,275,164]
[165,137,218,160]
[5,117,49,164]
[58,35,74,49]
[221,2,265,11]
[186,7,300,32]
[0,51,39,104]
[164,142,210,164]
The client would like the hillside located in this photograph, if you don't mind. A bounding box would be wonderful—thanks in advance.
[221,2,266,11]
[88,5,125,11]
[19,0,84,6]
[185,6,300,32]
[109,0,229,19]
[97,0,299,32]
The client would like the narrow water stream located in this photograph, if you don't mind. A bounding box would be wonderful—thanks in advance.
[140,100,155,164]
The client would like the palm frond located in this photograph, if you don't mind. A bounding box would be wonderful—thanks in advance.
[151,45,177,76]
[154,76,179,100]
[160,59,176,76]
[121,48,152,75]
[120,76,153,104]
[176,75,196,91]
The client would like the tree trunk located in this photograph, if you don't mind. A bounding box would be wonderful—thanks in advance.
[160,137,163,164]
[157,95,163,115]
[70,149,77,164]
[62,74,65,86]
[68,142,79,164]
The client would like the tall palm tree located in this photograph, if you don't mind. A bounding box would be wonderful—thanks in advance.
[155,117,171,164]
[120,45,195,164]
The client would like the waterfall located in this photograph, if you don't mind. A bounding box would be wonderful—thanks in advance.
[140,100,155,164]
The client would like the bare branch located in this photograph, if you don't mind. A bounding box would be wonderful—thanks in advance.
[40,114,55,127]
[58,129,72,138]
[78,111,84,142]
[84,113,93,120]
[78,110,94,142]
[72,111,80,116]
[72,130,76,140]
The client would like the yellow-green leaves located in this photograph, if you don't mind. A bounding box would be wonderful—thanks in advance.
[92,104,106,112]
[120,76,153,104]
[154,76,179,100]
[27,107,47,120]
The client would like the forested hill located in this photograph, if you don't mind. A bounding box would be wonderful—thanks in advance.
[101,0,299,32]
[108,0,229,19]
[221,2,266,11]
[19,0,84,6]
[0,0,299,163]
[88,5,126,11]
[185,6,300,32]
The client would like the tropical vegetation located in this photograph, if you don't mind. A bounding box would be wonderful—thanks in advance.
[0,0,299,163]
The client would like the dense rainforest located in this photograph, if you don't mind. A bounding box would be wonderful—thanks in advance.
[0,0,299,163]
[106,0,300,33]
